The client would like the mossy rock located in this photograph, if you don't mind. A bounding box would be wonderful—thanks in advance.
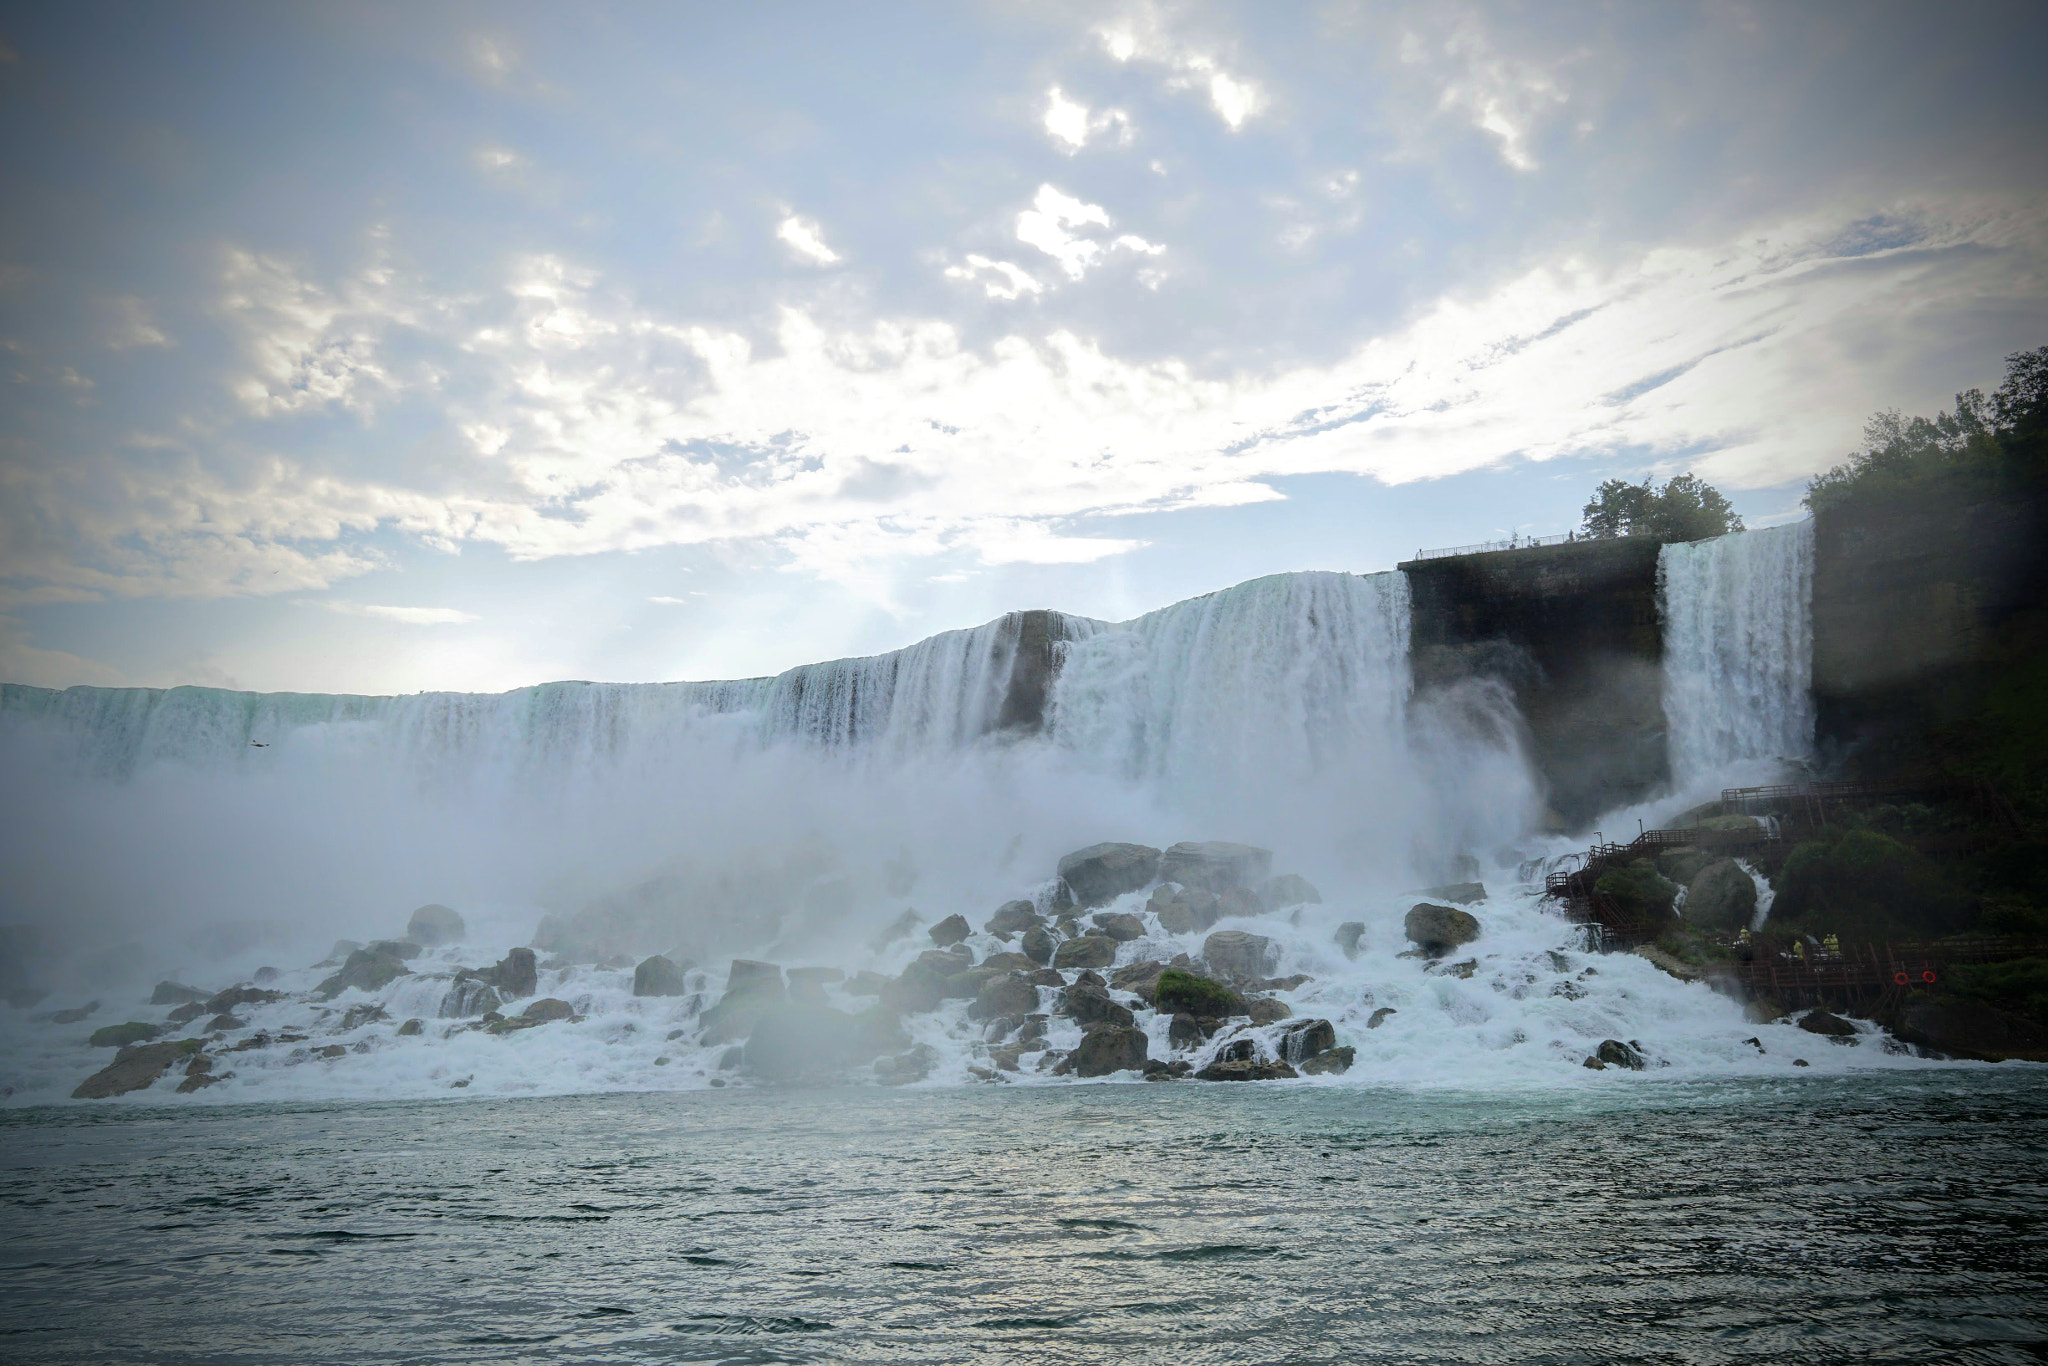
[1595,865,1679,923]
[1153,969,1240,1017]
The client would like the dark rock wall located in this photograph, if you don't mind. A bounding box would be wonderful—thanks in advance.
[1401,539,1667,828]
[993,609,1079,735]
[1811,491,2048,766]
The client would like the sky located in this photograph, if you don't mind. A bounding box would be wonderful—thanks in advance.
[1,0,2044,695]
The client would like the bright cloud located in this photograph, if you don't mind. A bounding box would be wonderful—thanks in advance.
[1041,86,1135,153]
[105,295,169,349]
[318,602,480,625]
[1404,20,1570,171]
[776,214,842,266]
[944,254,1045,300]
[1100,19,1264,130]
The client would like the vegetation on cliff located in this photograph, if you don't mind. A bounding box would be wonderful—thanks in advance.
[1580,473,1743,542]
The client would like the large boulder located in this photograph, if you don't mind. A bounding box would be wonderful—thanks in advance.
[1058,984,1135,1030]
[406,904,466,947]
[1403,904,1481,956]
[1153,968,1242,1017]
[969,974,1042,1022]
[1056,843,1162,909]
[1153,888,1223,935]
[1019,925,1056,965]
[1053,935,1118,971]
[89,1022,159,1048]
[1279,1018,1336,1064]
[1068,1024,1149,1076]
[1161,842,1273,891]
[73,1039,200,1099]
[1195,1057,1298,1081]
[699,961,787,1043]
[1258,874,1322,910]
[928,914,971,949]
[1684,859,1757,932]
[1301,1046,1354,1075]
[314,948,410,1000]
[150,981,206,1006]
[1797,1010,1857,1037]
[1656,846,1716,887]
[633,954,687,997]
[465,947,538,1001]
[439,978,501,1019]
[743,1003,902,1083]
[1334,922,1366,959]
[1092,912,1145,942]
[984,901,1042,938]
[519,998,574,1025]
[1202,930,1277,982]
[206,985,285,1015]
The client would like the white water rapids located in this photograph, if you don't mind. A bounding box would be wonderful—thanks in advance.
[2,536,1951,1104]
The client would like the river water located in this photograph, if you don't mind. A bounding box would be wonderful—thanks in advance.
[3,1072,2043,1365]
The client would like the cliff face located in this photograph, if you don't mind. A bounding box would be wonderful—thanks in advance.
[1401,539,1667,827]
[1812,491,2048,766]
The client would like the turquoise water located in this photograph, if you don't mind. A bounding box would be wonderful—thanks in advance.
[2,1072,2045,1364]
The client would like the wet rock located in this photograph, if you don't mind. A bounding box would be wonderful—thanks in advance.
[1201,930,1277,982]
[1432,959,1478,981]
[340,1004,388,1031]
[1053,936,1118,971]
[73,1039,200,1099]
[165,1002,206,1025]
[1403,904,1481,956]
[1244,997,1292,1025]
[701,961,787,1043]
[1684,859,1757,933]
[464,948,538,1002]
[1195,1057,1298,1081]
[1258,873,1322,910]
[1797,1010,1858,1038]
[406,904,466,947]
[978,952,1037,974]
[151,981,206,1006]
[366,939,423,961]
[1092,911,1146,942]
[1301,1046,1355,1075]
[1550,980,1588,1001]
[176,1054,220,1093]
[1655,846,1715,887]
[928,914,972,949]
[397,1019,424,1037]
[314,948,410,1000]
[205,1014,246,1032]
[1414,882,1487,905]
[787,967,844,1001]
[1891,998,2048,1062]
[969,974,1042,1022]
[1058,984,1135,1030]
[1279,1018,1336,1063]
[633,954,687,998]
[1109,959,1168,1004]
[1251,973,1313,993]
[89,1022,159,1048]
[316,1044,347,1059]
[1056,843,1162,909]
[320,939,362,966]
[875,1044,938,1085]
[1153,968,1241,1017]
[1593,1039,1646,1070]
[1020,925,1056,965]
[1066,1024,1149,1077]
[439,977,502,1019]
[984,901,1042,939]
[1153,888,1223,935]
[1168,1014,1206,1049]
[1161,841,1273,891]
[1367,1006,1397,1029]
[1026,967,1065,988]
[845,970,890,997]
[49,1001,100,1025]
[941,966,1000,1002]
[1335,922,1367,959]
[253,967,280,984]
[488,997,576,1034]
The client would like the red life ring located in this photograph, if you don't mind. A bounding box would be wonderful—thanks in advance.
[1894,972,1909,985]
[1922,970,1937,984]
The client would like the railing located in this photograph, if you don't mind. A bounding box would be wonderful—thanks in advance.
[1408,531,1583,561]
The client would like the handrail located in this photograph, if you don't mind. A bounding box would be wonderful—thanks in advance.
[1408,530,1584,561]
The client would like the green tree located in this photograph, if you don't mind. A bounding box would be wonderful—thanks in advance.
[1580,473,1743,542]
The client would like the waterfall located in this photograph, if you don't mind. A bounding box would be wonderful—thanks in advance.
[1658,521,1816,789]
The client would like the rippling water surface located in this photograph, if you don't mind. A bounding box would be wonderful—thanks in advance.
[3,1073,2045,1364]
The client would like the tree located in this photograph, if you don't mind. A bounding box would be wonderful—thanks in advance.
[1580,473,1743,543]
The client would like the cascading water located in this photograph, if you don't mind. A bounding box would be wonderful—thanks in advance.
[1658,521,1816,792]
[0,557,1940,1105]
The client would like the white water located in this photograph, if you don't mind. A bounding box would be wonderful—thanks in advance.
[1659,522,1816,793]
[1,547,1959,1106]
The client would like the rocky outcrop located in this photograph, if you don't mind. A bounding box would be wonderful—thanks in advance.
[1583,1039,1646,1071]
[1195,1057,1298,1081]
[1300,1046,1355,1075]
[985,901,1042,938]
[1092,912,1145,942]
[699,961,786,1043]
[165,1002,205,1025]
[1058,983,1135,1030]
[1053,936,1118,971]
[1056,843,1161,909]
[969,974,1042,1022]
[1334,922,1366,959]
[205,985,284,1014]
[1152,887,1223,935]
[1278,1018,1336,1064]
[1684,859,1756,932]
[1403,904,1480,956]
[486,998,576,1034]
[89,1022,158,1048]
[928,914,971,949]
[633,955,687,997]
[1020,925,1055,965]
[1797,1010,1857,1037]
[150,981,206,1006]
[1891,997,2048,1061]
[406,904,465,947]
[315,948,410,1000]
[73,1039,200,1099]
[1160,841,1272,891]
[1656,846,1715,887]
[1153,968,1241,1017]
[462,947,537,1001]
[439,978,501,1019]
[1202,930,1277,981]
[1065,1024,1149,1076]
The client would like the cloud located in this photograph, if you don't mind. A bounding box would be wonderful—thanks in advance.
[1041,86,1134,153]
[105,296,169,349]
[314,602,480,625]
[218,247,400,416]
[776,214,842,266]
[1013,185,1161,283]
[944,254,1045,301]
[1402,19,1570,171]
[649,594,704,604]
[1098,16,1264,130]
